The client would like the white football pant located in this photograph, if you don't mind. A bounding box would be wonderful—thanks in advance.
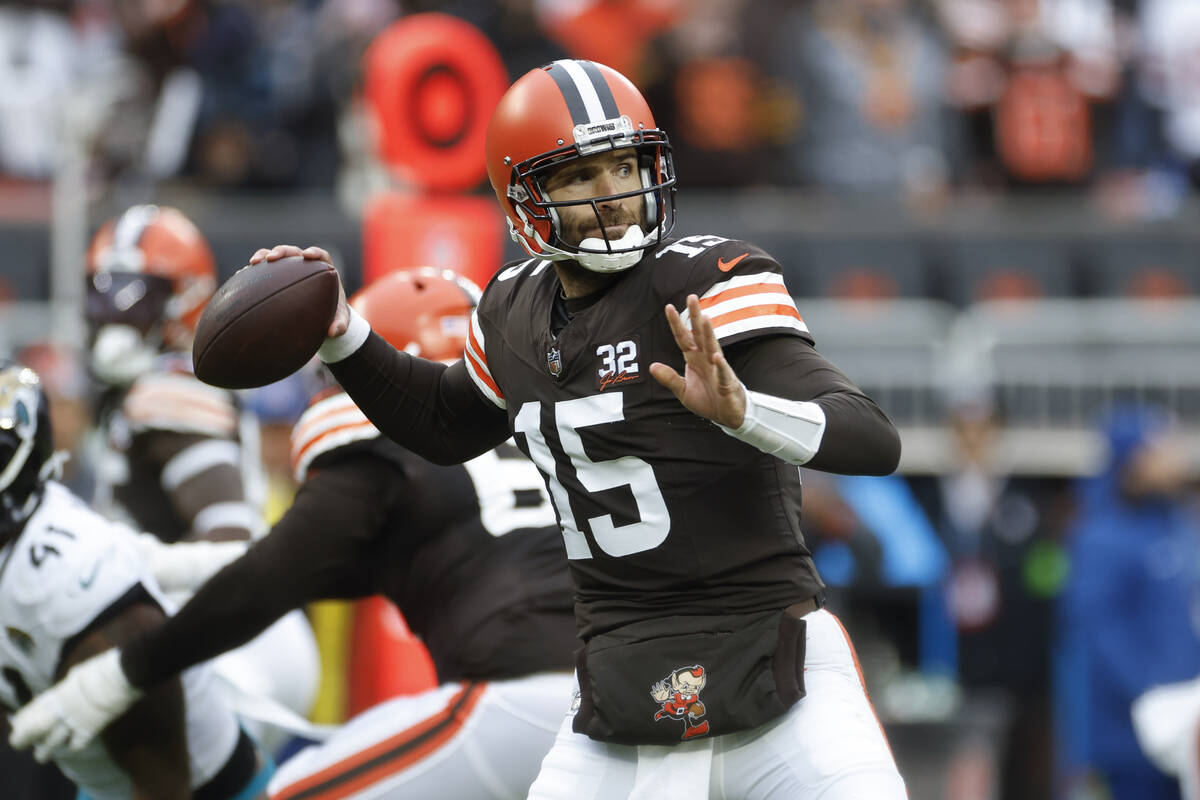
[268,672,575,800]
[528,609,907,800]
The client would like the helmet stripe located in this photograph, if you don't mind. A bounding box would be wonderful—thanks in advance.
[576,61,620,119]
[547,60,618,125]
[108,205,159,272]
[545,61,594,125]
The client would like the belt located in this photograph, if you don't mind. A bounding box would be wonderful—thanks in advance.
[789,592,824,618]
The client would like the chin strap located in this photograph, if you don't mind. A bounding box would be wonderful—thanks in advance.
[509,204,659,274]
[717,386,827,466]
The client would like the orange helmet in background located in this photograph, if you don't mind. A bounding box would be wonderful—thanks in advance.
[349,267,481,363]
[85,205,217,384]
[484,59,676,274]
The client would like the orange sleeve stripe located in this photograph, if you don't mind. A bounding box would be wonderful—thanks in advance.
[699,283,791,309]
[271,683,488,800]
[709,303,803,329]
[290,419,378,475]
[464,346,503,398]
[291,401,360,445]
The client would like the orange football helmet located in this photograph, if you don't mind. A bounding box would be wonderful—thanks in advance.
[485,59,675,273]
[349,267,481,363]
[85,205,217,383]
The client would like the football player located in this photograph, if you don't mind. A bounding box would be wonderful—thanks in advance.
[12,268,579,799]
[83,205,319,752]
[24,61,909,797]
[0,361,274,800]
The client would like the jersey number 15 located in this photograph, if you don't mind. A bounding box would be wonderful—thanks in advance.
[515,393,670,559]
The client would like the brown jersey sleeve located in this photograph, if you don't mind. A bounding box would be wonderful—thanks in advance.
[121,455,399,689]
[726,335,901,475]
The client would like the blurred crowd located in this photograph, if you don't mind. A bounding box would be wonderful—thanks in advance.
[3,0,1200,222]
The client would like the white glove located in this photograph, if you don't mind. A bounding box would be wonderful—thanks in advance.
[8,649,142,762]
[130,532,249,594]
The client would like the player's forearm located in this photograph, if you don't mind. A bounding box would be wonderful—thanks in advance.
[803,391,900,475]
[121,463,387,689]
[729,336,900,475]
[327,331,509,465]
[119,550,296,689]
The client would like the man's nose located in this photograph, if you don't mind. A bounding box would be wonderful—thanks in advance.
[593,172,619,201]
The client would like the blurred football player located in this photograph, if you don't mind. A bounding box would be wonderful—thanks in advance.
[263,59,905,798]
[13,268,579,799]
[0,361,274,800]
[84,204,319,752]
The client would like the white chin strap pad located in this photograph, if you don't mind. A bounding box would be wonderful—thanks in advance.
[717,386,827,466]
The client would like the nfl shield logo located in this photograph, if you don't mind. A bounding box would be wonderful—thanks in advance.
[547,347,563,378]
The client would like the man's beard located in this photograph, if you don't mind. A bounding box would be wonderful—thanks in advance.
[561,204,642,248]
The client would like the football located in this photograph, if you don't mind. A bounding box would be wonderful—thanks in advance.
[193,256,339,389]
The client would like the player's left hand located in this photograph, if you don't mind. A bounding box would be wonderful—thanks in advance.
[649,294,747,428]
[8,650,142,762]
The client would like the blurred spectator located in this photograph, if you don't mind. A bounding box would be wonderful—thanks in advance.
[763,0,954,203]
[1058,405,1200,800]
[638,0,790,188]
[909,392,1069,800]
[1125,0,1200,205]
[939,0,1121,188]
[0,0,119,180]
[533,0,681,80]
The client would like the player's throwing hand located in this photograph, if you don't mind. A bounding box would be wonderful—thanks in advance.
[250,244,351,339]
[649,294,747,429]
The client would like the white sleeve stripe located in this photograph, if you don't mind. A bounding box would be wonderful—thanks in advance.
[126,382,234,412]
[466,362,507,409]
[161,440,241,490]
[192,502,259,535]
[701,272,787,296]
[290,410,377,462]
[292,424,382,483]
[465,312,495,380]
[291,402,372,449]
[712,315,809,340]
[125,405,239,436]
[465,310,505,408]
[696,292,798,320]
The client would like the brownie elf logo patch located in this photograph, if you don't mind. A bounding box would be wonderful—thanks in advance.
[650,664,711,740]
[595,337,642,391]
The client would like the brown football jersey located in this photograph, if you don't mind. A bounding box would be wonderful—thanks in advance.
[465,236,825,639]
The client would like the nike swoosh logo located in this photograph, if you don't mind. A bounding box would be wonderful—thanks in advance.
[717,253,749,272]
[79,562,100,590]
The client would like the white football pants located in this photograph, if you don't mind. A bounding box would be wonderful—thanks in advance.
[267,672,575,800]
[528,609,907,800]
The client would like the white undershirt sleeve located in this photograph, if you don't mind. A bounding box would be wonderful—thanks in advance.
[317,307,371,364]
[717,385,827,465]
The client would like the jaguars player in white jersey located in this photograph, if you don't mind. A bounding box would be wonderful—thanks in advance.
[0,361,273,800]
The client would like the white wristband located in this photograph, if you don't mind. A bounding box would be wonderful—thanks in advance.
[717,386,827,465]
[317,307,371,364]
